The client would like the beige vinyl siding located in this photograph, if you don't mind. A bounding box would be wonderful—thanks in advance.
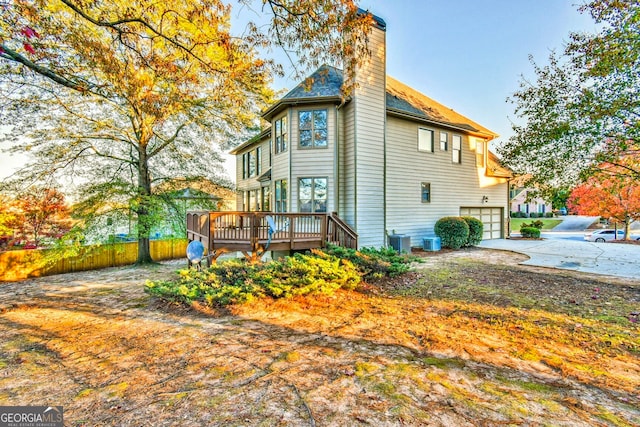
[290,104,337,213]
[341,102,356,226]
[234,137,271,210]
[270,111,291,208]
[352,23,386,248]
[385,116,508,246]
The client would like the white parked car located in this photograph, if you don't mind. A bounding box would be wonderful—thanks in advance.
[584,229,639,242]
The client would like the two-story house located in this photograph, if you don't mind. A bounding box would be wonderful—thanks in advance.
[231,12,512,249]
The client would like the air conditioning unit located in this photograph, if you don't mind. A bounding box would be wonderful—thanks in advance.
[423,236,441,252]
[388,234,411,253]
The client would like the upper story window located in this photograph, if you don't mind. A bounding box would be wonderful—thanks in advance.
[275,116,288,154]
[256,146,262,175]
[452,134,462,164]
[242,147,261,179]
[248,150,256,177]
[299,110,328,148]
[475,140,485,167]
[418,128,434,152]
[440,131,448,151]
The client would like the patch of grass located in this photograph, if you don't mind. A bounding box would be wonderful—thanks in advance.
[75,388,94,398]
[510,218,562,231]
[354,361,378,376]
[422,356,466,369]
[281,351,301,363]
[595,406,635,427]
[105,381,129,398]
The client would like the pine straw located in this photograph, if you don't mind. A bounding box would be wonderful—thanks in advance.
[0,251,639,426]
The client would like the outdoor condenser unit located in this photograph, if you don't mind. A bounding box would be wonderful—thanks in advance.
[389,234,411,253]
[423,236,441,252]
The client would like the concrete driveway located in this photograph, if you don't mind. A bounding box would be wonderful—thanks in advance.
[479,238,640,280]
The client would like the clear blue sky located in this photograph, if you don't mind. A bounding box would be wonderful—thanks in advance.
[268,0,598,149]
[1,1,598,179]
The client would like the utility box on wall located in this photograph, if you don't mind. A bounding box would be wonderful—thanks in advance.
[423,236,441,252]
[388,234,411,253]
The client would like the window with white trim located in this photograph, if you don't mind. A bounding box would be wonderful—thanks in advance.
[440,131,448,151]
[418,128,434,152]
[476,140,485,167]
[452,134,462,164]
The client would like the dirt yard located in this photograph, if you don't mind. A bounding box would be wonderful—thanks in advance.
[0,248,638,426]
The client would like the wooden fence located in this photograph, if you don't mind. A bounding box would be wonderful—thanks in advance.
[0,239,188,282]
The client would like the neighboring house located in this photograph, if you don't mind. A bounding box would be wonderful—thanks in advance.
[231,12,512,248]
[510,187,553,216]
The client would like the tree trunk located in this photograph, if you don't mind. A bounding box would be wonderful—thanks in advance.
[624,216,631,240]
[136,140,154,264]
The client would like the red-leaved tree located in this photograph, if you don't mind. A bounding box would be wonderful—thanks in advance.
[12,187,72,247]
[568,170,640,239]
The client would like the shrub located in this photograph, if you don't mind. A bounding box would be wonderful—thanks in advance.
[520,227,541,238]
[521,220,544,230]
[461,216,483,246]
[434,217,470,249]
[545,212,554,218]
[323,244,419,280]
[145,251,361,307]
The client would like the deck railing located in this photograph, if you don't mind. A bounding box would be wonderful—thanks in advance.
[186,211,357,262]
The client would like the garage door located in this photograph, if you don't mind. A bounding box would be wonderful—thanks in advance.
[460,207,503,240]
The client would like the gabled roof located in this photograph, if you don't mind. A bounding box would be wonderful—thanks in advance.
[234,66,503,156]
[262,65,344,121]
[487,151,513,178]
[386,77,498,138]
[229,127,271,155]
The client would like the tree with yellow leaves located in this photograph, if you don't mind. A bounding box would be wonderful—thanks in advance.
[0,0,371,263]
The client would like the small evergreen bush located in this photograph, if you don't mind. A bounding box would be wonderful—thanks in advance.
[434,217,470,249]
[461,216,483,246]
[521,220,544,230]
[323,244,419,280]
[520,227,541,238]
[145,252,360,307]
[145,245,419,307]
[545,212,554,218]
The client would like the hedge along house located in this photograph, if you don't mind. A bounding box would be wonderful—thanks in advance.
[231,11,512,249]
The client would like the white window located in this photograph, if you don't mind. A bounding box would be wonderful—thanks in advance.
[418,128,434,152]
[452,134,462,164]
[440,131,448,151]
[476,140,485,167]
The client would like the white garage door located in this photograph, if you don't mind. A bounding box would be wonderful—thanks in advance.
[460,207,503,240]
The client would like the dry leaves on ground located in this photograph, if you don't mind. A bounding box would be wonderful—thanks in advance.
[0,248,638,426]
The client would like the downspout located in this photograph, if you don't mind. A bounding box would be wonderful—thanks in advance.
[335,100,346,216]
[506,177,512,238]
[288,108,293,212]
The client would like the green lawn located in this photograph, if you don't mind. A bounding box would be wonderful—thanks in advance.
[510,217,563,231]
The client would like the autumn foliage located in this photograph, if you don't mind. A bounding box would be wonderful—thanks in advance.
[568,171,640,238]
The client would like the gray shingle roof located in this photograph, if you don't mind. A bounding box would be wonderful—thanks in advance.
[282,65,344,99]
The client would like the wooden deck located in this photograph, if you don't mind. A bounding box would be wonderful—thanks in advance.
[186,211,358,262]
